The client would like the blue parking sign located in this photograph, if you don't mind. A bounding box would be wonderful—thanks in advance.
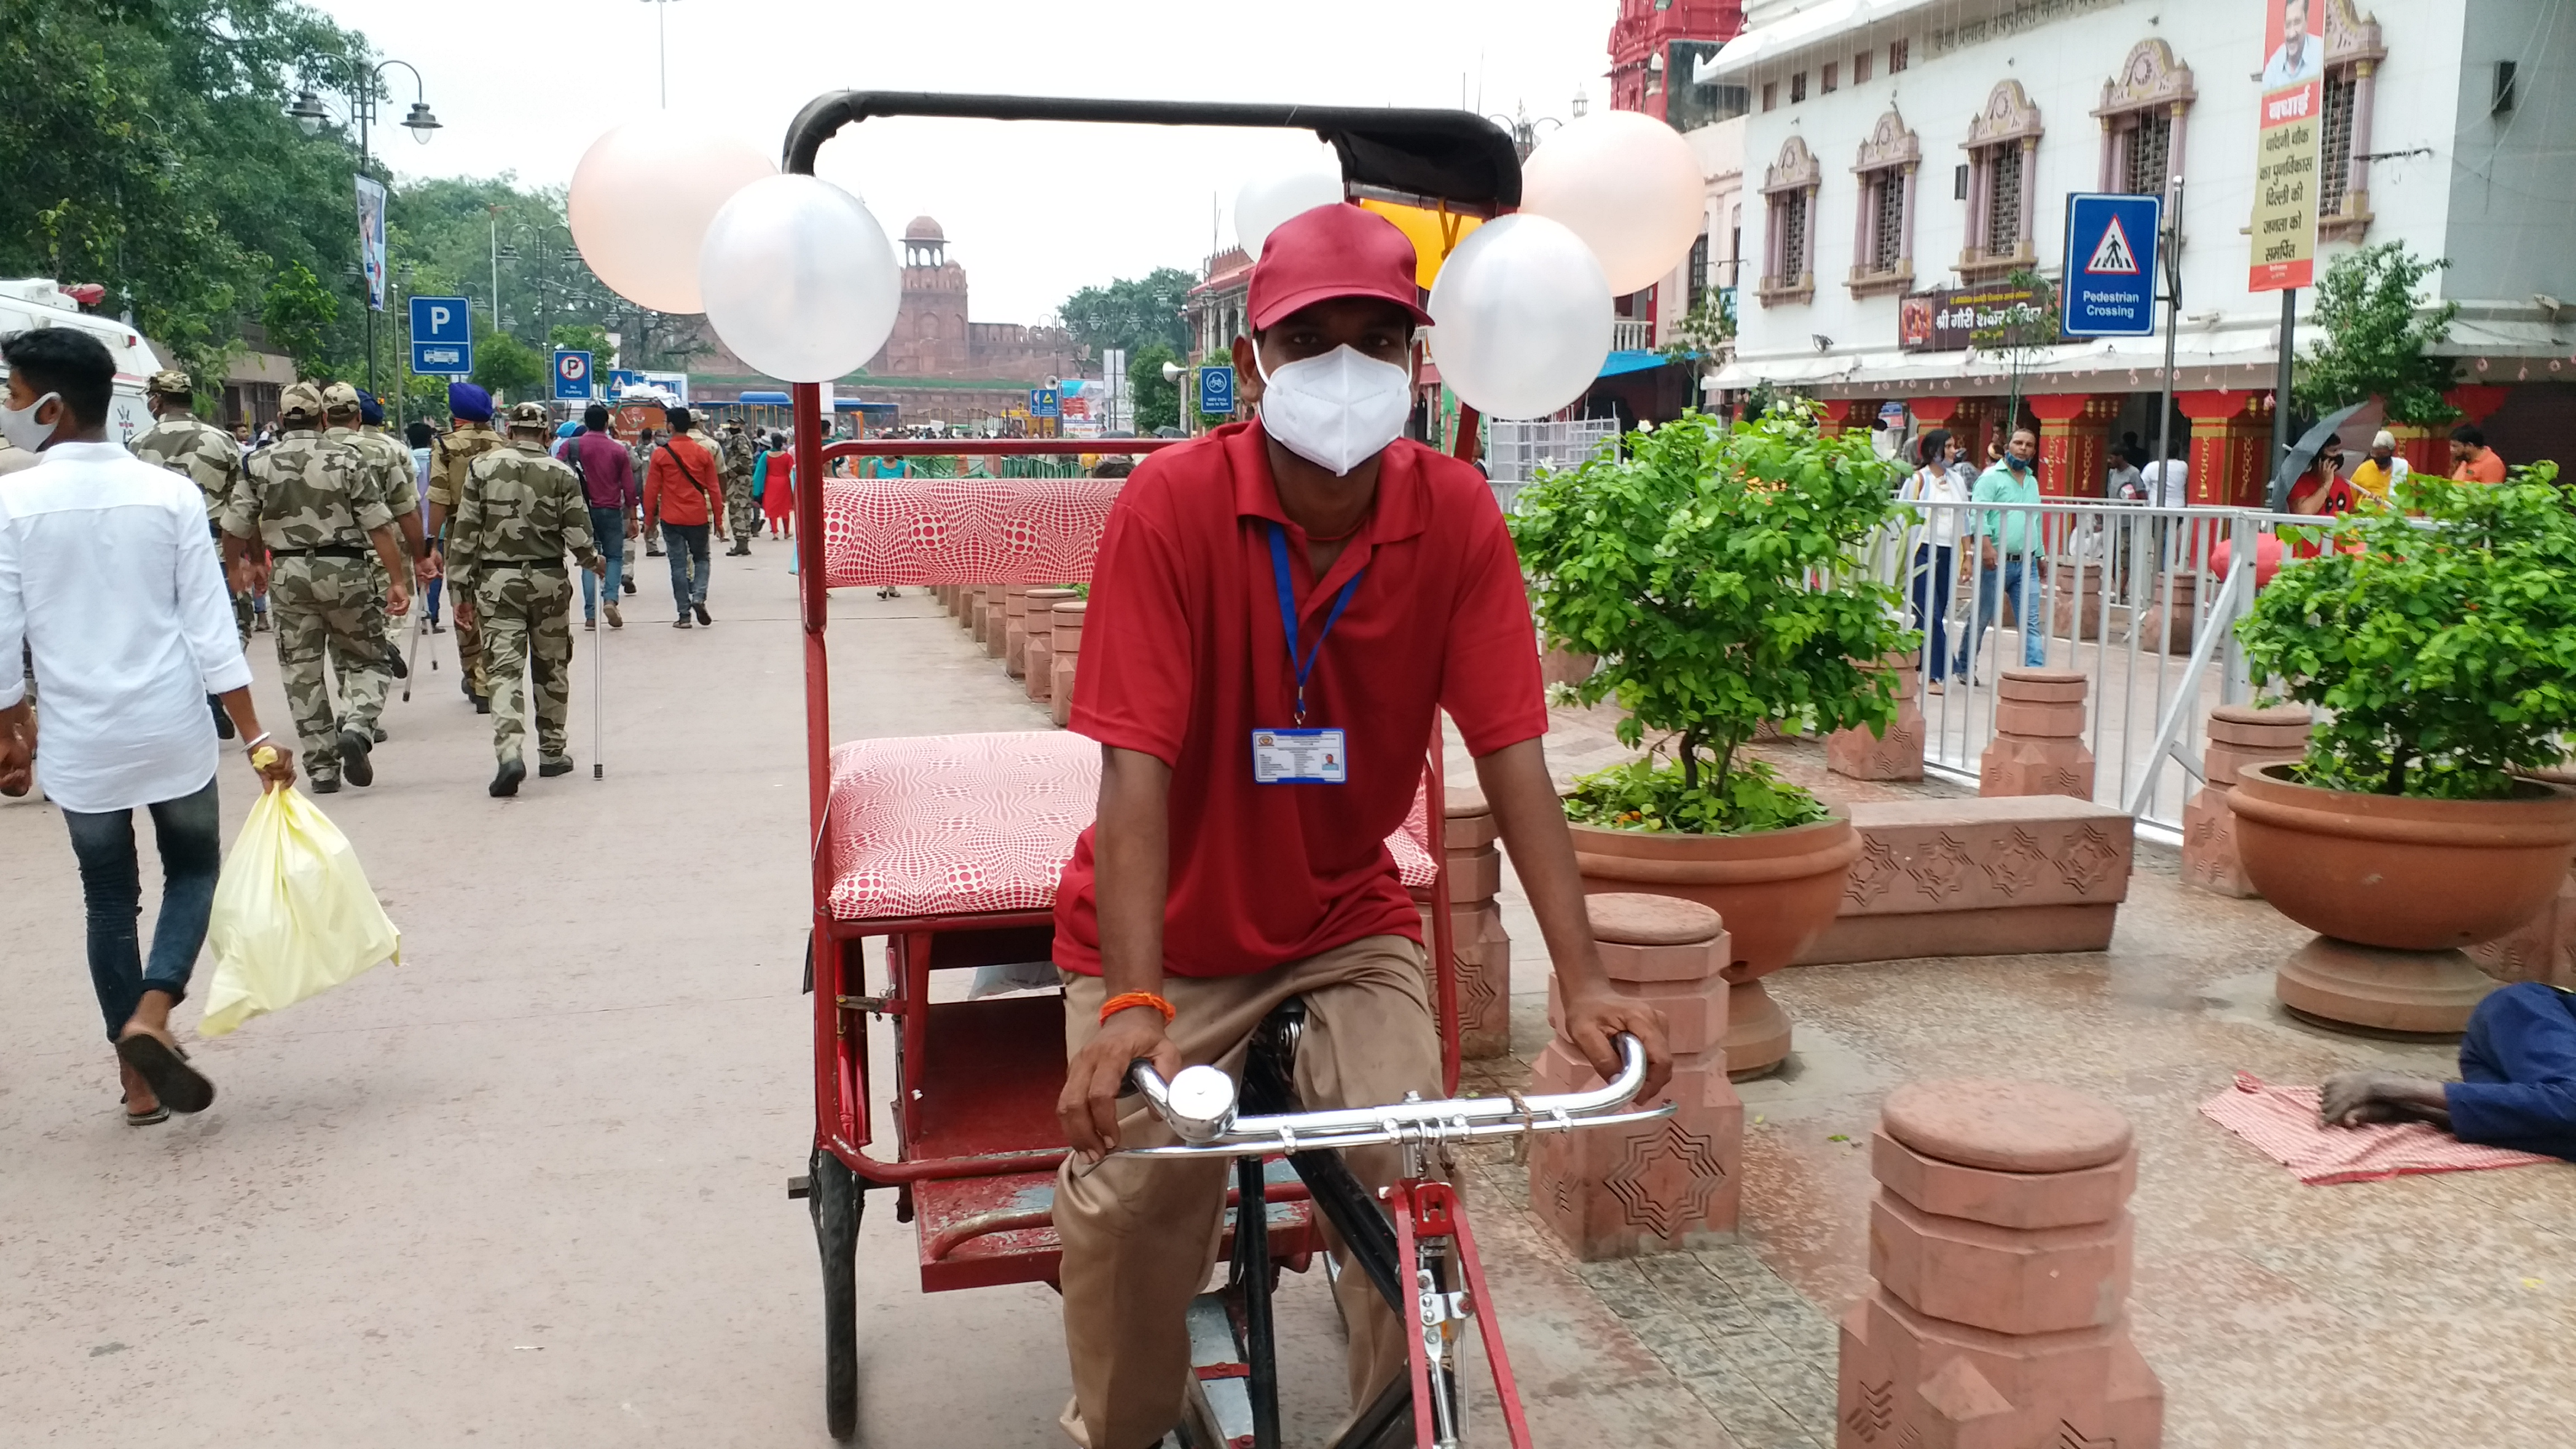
[553,349,594,401]
[409,294,473,376]
[2059,193,2160,338]
[1197,364,1235,416]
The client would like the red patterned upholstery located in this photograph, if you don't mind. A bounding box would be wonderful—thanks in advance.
[827,732,1439,924]
[821,476,1123,589]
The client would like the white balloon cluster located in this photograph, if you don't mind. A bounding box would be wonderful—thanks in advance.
[1231,110,1707,422]
[567,117,903,385]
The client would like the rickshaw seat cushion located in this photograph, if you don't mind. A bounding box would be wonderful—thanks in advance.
[827,731,1100,922]
[820,475,1124,589]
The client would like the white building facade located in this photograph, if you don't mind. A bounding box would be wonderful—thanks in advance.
[1708,0,2575,500]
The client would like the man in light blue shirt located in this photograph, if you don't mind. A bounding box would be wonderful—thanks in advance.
[1956,427,2049,678]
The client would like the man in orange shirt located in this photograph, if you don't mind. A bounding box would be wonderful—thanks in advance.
[2449,424,2507,483]
[642,406,728,627]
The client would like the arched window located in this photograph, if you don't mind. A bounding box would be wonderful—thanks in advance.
[2317,0,2386,239]
[2094,40,2195,201]
[1959,80,2042,283]
[1849,108,1920,297]
[1758,135,1820,307]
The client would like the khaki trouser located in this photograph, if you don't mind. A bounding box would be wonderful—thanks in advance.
[1054,935,1441,1449]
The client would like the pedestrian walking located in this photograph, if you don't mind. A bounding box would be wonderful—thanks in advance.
[1956,427,2050,680]
[644,406,726,627]
[558,403,638,630]
[221,381,414,793]
[2449,424,2506,483]
[406,419,445,631]
[760,430,796,540]
[448,402,605,797]
[323,384,427,727]
[632,427,666,557]
[719,418,757,555]
[0,326,298,1125]
[129,369,252,657]
[1897,428,1970,693]
[2350,429,2411,507]
[428,383,508,713]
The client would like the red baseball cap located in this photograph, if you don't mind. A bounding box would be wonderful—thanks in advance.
[1246,203,1432,332]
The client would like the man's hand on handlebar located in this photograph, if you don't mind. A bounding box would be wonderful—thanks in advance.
[1059,1005,1182,1163]
[1561,987,1674,1103]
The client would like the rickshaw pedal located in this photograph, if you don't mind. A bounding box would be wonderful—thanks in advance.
[1181,1293,1257,1449]
[787,1175,812,1200]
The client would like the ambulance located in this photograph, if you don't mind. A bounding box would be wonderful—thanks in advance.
[0,279,165,448]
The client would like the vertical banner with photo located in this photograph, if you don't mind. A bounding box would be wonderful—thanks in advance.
[2249,0,2326,291]
[355,175,390,313]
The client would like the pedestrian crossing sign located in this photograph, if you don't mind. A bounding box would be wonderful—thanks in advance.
[2085,216,2139,274]
[2059,193,2160,338]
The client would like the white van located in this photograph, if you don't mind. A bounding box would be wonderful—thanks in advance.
[0,279,164,448]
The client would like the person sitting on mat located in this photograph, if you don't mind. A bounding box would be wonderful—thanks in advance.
[2321,982,2576,1162]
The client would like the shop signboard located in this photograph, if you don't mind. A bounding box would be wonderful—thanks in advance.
[1897,280,2049,353]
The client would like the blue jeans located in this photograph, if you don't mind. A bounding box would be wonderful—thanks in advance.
[61,778,223,1040]
[582,506,629,617]
[1957,555,2048,676]
[662,522,712,614]
[1910,542,1954,680]
[2447,982,2576,1162]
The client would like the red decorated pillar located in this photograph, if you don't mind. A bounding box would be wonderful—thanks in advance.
[2175,390,2274,508]
[1815,397,1863,437]
[2446,383,2508,424]
[2028,393,2117,498]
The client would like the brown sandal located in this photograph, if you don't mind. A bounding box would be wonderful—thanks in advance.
[116,1025,215,1115]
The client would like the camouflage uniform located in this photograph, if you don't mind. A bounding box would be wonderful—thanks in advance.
[449,404,603,777]
[719,423,757,551]
[430,416,509,701]
[129,379,254,646]
[632,435,664,555]
[324,387,419,702]
[220,385,395,786]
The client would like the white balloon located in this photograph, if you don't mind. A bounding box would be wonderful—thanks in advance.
[1425,214,1613,422]
[1234,167,1345,259]
[698,175,901,384]
[1519,110,1706,296]
[569,118,774,314]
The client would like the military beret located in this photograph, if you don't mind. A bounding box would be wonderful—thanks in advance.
[146,368,194,397]
[280,381,327,418]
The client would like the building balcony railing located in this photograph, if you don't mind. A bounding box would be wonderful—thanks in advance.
[1611,319,1654,352]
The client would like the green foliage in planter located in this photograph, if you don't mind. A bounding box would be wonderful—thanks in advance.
[2294,243,2462,428]
[1510,406,1916,835]
[2237,466,2576,799]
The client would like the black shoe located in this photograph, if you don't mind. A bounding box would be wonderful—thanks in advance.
[338,728,374,788]
[461,677,478,700]
[693,603,713,626]
[674,616,693,629]
[621,576,637,595]
[311,775,342,794]
[489,758,525,798]
[389,652,409,680]
[209,695,235,739]
[474,694,491,714]
[371,725,389,744]
[538,757,574,778]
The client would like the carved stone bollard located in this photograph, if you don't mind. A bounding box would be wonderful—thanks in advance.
[983,587,1017,660]
[1021,588,1082,704]
[1530,893,1741,1258]
[1978,670,2095,800]
[969,586,995,645]
[2049,553,2106,641]
[2473,872,2576,988]
[1836,1079,2162,1449]
[1829,657,1926,782]
[2143,570,2196,656]
[1049,600,1087,729]
[1442,788,1512,1059]
[2182,704,2313,898]
[1001,587,1033,674]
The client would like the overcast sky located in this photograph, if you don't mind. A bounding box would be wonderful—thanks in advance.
[310,0,1619,325]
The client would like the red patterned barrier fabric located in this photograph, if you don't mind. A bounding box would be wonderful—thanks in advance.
[826,732,1437,923]
[821,476,1123,589]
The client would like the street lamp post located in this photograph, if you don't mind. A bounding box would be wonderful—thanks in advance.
[640,0,681,109]
[288,56,440,394]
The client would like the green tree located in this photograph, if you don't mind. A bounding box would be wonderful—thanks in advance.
[1059,268,1196,358]
[472,330,545,400]
[1129,343,1180,433]
[259,259,340,378]
[1974,268,2059,430]
[2295,243,2461,427]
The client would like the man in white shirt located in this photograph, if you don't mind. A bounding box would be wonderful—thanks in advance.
[0,328,296,1125]
[2140,448,2189,509]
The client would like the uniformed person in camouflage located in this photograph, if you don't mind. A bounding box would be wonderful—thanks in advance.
[220,381,412,793]
[130,369,253,648]
[427,383,508,713]
[449,401,605,797]
[719,418,757,554]
[323,382,428,730]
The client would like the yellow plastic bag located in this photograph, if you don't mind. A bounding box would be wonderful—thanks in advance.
[200,783,401,1037]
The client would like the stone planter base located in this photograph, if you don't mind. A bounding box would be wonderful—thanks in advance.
[2275,936,2501,1036]
[1724,981,1792,1079]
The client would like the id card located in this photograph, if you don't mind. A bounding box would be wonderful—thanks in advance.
[1251,728,1349,784]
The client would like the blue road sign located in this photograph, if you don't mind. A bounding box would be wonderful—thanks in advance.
[606,368,645,397]
[1197,364,1236,416]
[409,294,473,376]
[553,349,594,401]
[1031,387,1061,419]
[2060,193,2161,338]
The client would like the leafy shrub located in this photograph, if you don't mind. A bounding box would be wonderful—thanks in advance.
[1509,406,1915,835]
[2237,466,2576,798]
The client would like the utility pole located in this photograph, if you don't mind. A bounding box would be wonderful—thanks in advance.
[641,0,680,108]
[2154,176,2184,496]
[2271,289,2297,487]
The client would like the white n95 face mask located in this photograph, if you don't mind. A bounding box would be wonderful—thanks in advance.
[0,392,62,454]
[1256,345,1412,477]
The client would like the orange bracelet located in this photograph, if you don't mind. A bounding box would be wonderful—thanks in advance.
[1099,991,1176,1025]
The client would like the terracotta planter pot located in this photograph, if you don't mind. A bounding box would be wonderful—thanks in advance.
[1569,813,1862,1077]
[2229,762,2576,951]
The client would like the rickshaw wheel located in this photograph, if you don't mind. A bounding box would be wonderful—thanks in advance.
[809,1147,864,1440]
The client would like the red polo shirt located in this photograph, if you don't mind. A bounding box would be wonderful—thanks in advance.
[1053,420,1548,979]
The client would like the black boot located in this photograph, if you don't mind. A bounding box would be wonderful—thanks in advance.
[489,757,526,798]
[338,728,375,788]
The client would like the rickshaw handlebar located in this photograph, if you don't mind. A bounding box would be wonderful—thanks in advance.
[1124,1035,1668,1158]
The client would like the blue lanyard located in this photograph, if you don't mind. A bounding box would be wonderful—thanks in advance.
[1267,523,1363,725]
